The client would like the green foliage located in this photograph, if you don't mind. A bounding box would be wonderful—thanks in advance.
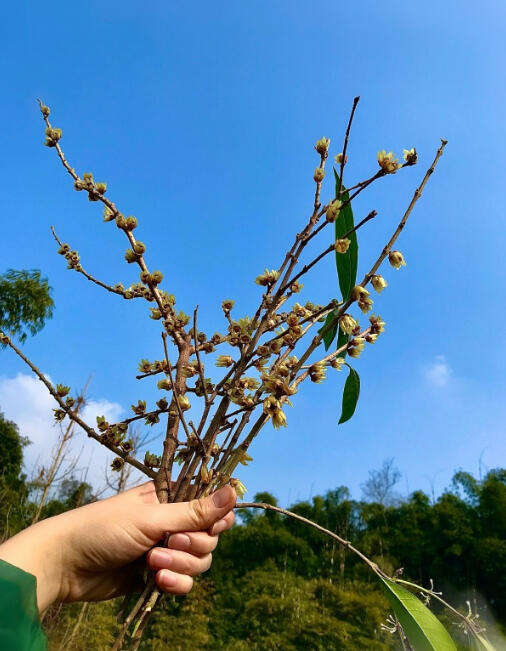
[379,577,457,650]
[2,417,506,649]
[338,364,360,424]
[0,269,54,342]
[319,307,339,351]
[334,171,358,303]
[0,410,28,485]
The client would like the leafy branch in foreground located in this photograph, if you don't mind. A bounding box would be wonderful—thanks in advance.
[0,96,468,649]
[237,501,493,651]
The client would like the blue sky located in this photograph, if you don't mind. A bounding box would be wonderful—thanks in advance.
[1,1,505,504]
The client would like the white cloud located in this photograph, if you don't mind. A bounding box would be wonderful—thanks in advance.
[423,355,452,387]
[0,373,123,490]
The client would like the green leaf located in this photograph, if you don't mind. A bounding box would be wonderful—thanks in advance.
[379,578,457,651]
[336,328,349,359]
[319,309,339,351]
[338,365,360,424]
[334,170,358,302]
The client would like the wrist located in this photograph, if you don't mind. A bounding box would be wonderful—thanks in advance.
[0,517,67,613]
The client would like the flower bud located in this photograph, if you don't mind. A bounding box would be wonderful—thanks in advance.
[133,241,146,255]
[334,238,351,254]
[151,270,163,285]
[157,379,172,390]
[125,249,138,263]
[111,457,125,471]
[95,182,107,195]
[125,216,138,231]
[216,355,234,368]
[371,274,387,293]
[230,478,247,498]
[315,137,330,155]
[313,167,325,182]
[103,207,115,222]
[326,199,342,223]
[402,148,417,165]
[39,103,50,118]
[388,250,406,269]
[56,384,70,397]
[334,153,348,165]
[222,299,235,312]
[177,395,191,411]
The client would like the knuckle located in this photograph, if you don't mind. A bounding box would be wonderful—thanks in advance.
[189,498,207,528]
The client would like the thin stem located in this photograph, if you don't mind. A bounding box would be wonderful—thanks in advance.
[236,501,386,577]
[4,337,155,479]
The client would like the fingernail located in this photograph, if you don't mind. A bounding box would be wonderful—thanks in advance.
[211,518,228,535]
[168,533,191,550]
[158,569,177,588]
[150,549,172,566]
[212,486,230,508]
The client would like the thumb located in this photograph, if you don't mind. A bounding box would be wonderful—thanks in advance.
[148,485,237,535]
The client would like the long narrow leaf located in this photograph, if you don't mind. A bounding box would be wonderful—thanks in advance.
[336,328,349,359]
[338,365,360,424]
[334,170,358,302]
[319,309,339,351]
[379,578,457,651]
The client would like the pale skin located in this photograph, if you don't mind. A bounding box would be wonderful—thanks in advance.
[0,482,236,614]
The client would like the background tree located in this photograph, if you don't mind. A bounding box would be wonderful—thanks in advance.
[0,269,53,343]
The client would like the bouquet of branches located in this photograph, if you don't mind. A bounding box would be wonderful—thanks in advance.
[5,98,491,651]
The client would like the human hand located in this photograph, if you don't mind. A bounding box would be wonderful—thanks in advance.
[0,482,236,612]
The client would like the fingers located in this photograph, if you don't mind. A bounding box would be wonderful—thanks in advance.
[147,548,212,595]
[142,485,237,538]
[209,509,235,536]
[147,547,212,576]
[156,570,193,595]
[165,510,235,555]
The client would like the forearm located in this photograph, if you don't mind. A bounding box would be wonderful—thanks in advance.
[0,518,66,613]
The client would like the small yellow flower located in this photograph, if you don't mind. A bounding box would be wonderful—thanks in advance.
[358,296,373,314]
[330,357,345,370]
[402,148,417,164]
[377,150,401,174]
[272,408,287,429]
[309,361,327,383]
[351,285,370,301]
[339,314,358,335]
[216,355,234,367]
[348,340,365,358]
[371,274,388,293]
[315,137,330,154]
[334,238,351,254]
[230,478,247,498]
[334,153,348,165]
[388,250,406,269]
[255,269,280,286]
[369,314,386,334]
